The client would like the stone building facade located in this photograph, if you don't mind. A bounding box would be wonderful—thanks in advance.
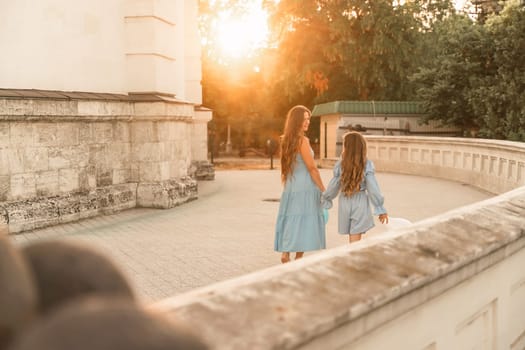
[0,0,213,233]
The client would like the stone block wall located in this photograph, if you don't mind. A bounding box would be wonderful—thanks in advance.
[0,119,131,201]
[0,94,210,233]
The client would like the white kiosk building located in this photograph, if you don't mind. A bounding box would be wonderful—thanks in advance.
[312,100,461,165]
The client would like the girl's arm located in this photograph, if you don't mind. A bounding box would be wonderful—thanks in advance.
[299,136,325,192]
[321,161,341,209]
[364,160,387,215]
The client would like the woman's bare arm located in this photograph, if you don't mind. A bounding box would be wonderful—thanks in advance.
[299,136,325,192]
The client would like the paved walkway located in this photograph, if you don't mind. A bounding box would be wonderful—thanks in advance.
[10,167,492,303]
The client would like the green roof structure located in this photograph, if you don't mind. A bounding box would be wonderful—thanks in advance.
[312,101,424,116]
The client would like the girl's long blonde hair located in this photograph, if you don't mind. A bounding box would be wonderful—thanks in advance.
[280,105,310,184]
[340,131,367,195]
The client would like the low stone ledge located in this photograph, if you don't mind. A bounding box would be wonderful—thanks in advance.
[3,177,199,233]
[3,183,137,234]
[4,197,60,233]
[136,177,198,209]
[0,207,8,227]
[154,187,525,349]
[190,161,215,181]
[95,184,137,215]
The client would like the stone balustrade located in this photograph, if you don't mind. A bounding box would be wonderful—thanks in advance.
[322,136,525,195]
[156,136,525,349]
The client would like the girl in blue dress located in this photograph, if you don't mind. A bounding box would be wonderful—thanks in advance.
[274,105,326,263]
[322,132,389,243]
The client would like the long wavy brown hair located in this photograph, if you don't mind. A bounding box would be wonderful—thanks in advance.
[340,131,367,195]
[280,105,310,184]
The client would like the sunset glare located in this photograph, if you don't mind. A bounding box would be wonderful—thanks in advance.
[206,0,468,60]
[212,5,269,59]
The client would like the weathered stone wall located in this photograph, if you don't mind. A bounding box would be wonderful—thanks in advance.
[0,95,208,233]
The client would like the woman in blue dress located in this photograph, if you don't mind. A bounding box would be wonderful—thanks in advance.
[322,131,389,243]
[274,105,326,263]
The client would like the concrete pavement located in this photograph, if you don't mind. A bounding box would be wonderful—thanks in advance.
[10,166,492,303]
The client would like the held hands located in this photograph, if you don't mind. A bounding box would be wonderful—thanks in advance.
[378,213,389,224]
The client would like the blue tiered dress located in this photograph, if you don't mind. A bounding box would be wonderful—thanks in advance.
[274,151,326,252]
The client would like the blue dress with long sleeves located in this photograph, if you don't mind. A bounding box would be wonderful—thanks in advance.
[322,159,387,235]
[274,151,326,252]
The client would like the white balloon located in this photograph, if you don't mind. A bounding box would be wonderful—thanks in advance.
[385,217,412,228]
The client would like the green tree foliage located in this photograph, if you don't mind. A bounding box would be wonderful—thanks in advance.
[412,1,525,140]
[265,0,454,103]
[474,2,525,140]
[202,56,276,151]
[199,0,322,151]
[411,15,491,134]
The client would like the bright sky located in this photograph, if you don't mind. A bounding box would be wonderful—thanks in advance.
[213,5,269,59]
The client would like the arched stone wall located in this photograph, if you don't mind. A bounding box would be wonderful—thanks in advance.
[365,136,525,195]
[321,136,525,195]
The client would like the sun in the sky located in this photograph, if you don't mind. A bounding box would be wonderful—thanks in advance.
[205,2,270,61]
